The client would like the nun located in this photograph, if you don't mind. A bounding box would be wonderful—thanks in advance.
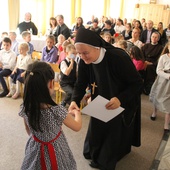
[69,28,143,170]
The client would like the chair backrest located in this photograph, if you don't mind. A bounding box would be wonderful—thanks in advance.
[49,63,60,72]
[32,51,42,60]
[49,63,61,82]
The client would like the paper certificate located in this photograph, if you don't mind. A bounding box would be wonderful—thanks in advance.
[81,95,124,122]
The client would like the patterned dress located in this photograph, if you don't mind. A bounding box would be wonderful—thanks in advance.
[19,105,77,170]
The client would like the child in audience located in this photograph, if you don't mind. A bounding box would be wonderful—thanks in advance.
[149,42,170,132]
[112,33,124,47]
[0,37,16,97]
[55,34,65,55]
[19,61,81,170]
[56,38,72,64]
[59,44,77,106]
[41,35,58,63]
[7,42,32,99]
[0,32,8,50]
[117,40,129,54]
[21,31,34,55]
[102,32,112,44]
[130,45,145,79]
[9,31,19,56]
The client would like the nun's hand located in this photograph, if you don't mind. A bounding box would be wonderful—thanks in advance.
[105,97,121,110]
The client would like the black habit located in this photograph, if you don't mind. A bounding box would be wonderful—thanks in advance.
[72,29,143,170]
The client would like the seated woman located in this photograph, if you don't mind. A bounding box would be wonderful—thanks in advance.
[156,22,166,46]
[134,20,143,33]
[45,17,58,36]
[71,17,85,37]
[41,35,58,63]
[121,23,132,40]
[128,28,143,49]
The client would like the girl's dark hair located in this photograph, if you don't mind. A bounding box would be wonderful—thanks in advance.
[23,61,56,131]
[130,45,144,61]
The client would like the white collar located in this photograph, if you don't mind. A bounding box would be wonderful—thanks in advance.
[92,47,106,64]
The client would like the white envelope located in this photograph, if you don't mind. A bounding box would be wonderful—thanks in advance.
[81,95,124,122]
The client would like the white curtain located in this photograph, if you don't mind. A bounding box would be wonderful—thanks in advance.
[0,0,9,33]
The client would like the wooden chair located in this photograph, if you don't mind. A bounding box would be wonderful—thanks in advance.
[49,63,85,109]
[49,63,64,104]
[32,51,42,61]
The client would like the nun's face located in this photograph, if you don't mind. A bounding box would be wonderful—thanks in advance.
[75,44,100,64]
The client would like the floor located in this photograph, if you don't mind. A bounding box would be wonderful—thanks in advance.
[0,91,170,170]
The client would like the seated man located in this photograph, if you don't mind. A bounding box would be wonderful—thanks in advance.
[59,44,77,106]
[17,12,38,35]
[141,31,163,95]
[54,15,71,43]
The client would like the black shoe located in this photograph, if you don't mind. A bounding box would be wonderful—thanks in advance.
[89,161,99,168]
[164,129,170,133]
[0,90,9,97]
[150,116,156,121]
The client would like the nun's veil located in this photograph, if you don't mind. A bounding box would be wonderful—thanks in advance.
[74,28,114,49]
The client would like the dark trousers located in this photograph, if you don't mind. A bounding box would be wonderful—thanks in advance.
[60,83,74,105]
[0,68,12,91]
[10,68,25,84]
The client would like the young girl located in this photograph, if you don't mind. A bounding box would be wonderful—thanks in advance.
[130,45,145,71]
[149,42,170,132]
[7,42,32,99]
[55,34,65,55]
[56,38,72,64]
[102,32,112,44]
[41,35,58,63]
[19,61,81,170]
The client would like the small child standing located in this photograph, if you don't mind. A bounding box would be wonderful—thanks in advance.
[7,42,32,99]
[21,31,34,55]
[0,37,16,97]
[41,35,58,63]
[149,41,170,132]
[19,61,81,170]
[59,44,77,106]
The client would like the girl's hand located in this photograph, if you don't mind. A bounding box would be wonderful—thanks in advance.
[21,72,25,77]
[69,109,81,117]
[68,101,80,112]
[105,97,121,110]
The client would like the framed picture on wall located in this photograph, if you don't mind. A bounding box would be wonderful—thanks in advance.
[150,0,157,4]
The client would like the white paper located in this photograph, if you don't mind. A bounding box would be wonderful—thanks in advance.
[81,95,124,122]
